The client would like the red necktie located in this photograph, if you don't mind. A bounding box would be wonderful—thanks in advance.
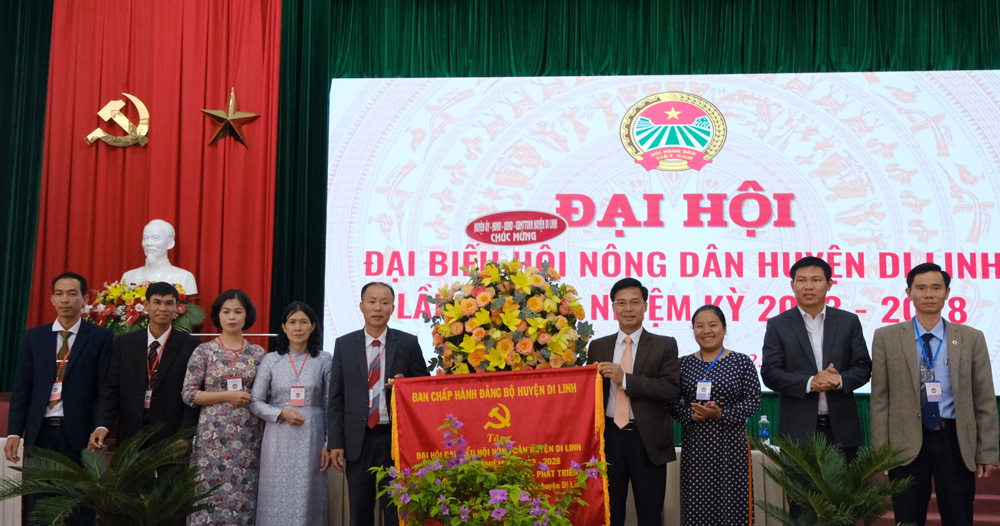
[368,340,382,428]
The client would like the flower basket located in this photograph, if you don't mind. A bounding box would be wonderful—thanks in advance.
[425,260,594,374]
[83,281,205,337]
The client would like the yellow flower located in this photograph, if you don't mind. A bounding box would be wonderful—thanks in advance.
[442,301,464,324]
[528,274,545,287]
[503,260,522,274]
[525,317,548,337]
[543,286,560,313]
[555,316,569,330]
[437,323,452,337]
[482,265,501,285]
[509,272,531,294]
[548,328,571,352]
[459,334,484,356]
[499,309,522,331]
[526,295,545,313]
[572,305,585,319]
[473,309,493,327]
[485,346,507,370]
[454,363,471,374]
[173,284,186,295]
[562,349,577,364]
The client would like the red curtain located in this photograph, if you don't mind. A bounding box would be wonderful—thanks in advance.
[29,0,280,337]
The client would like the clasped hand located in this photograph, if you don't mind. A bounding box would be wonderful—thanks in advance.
[597,362,625,385]
[690,401,722,421]
[810,363,842,393]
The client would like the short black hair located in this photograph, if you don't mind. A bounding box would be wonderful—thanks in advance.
[211,289,257,331]
[789,256,832,281]
[52,272,87,295]
[692,304,727,329]
[276,301,322,357]
[361,282,395,301]
[906,262,951,288]
[609,278,648,302]
[145,281,180,302]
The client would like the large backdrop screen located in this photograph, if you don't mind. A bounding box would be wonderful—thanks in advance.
[325,71,1000,394]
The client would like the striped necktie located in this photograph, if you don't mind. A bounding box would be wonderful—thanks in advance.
[368,340,382,428]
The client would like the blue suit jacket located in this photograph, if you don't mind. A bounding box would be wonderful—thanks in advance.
[328,328,429,462]
[7,321,114,451]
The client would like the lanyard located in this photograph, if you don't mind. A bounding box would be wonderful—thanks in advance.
[913,318,945,370]
[288,351,309,380]
[147,329,172,386]
[699,349,724,379]
[218,337,245,374]
[55,333,74,380]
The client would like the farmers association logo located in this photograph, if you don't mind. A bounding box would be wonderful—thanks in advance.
[620,92,726,171]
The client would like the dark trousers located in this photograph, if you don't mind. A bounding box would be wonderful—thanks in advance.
[788,415,858,518]
[345,424,397,526]
[29,419,94,526]
[889,424,975,526]
[604,419,666,526]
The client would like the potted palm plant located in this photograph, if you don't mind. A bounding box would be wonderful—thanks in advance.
[0,426,213,526]
[752,433,913,526]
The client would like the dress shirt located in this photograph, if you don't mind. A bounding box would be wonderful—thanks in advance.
[605,327,642,421]
[365,329,389,424]
[147,326,171,361]
[914,318,954,419]
[45,318,82,418]
[799,306,837,415]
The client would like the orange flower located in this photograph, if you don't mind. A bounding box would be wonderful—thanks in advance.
[537,332,552,345]
[528,274,545,287]
[505,352,521,366]
[435,368,446,376]
[465,319,479,333]
[502,297,517,313]
[516,320,528,332]
[491,314,503,326]
[536,361,551,370]
[443,355,453,367]
[476,291,493,307]
[555,316,569,330]
[497,339,515,355]
[546,267,561,280]
[468,349,485,367]
[572,305,585,319]
[516,337,533,355]
[433,333,444,347]
[559,303,572,316]
[472,327,486,341]
[449,321,465,336]
[562,349,577,364]
[550,354,565,368]
[526,295,545,313]
[460,297,479,316]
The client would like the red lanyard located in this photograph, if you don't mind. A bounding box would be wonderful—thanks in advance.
[218,337,245,374]
[147,329,172,386]
[288,351,309,380]
[55,334,74,380]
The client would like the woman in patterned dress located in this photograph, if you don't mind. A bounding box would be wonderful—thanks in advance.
[667,304,761,526]
[250,301,332,526]
[182,289,267,525]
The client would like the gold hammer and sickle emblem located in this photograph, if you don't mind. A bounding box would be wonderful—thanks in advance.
[483,403,511,430]
[85,93,150,147]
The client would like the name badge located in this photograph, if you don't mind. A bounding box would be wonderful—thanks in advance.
[290,386,305,407]
[227,376,243,391]
[144,389,153,409]
[369,388,375,408]
[696,380,712,400]
[926,381,943,402]
[50,381,63,401]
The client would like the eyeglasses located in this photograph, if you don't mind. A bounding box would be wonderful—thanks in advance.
[612,300,645,309]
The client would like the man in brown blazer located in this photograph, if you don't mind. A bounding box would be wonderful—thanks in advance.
[588,277,680,526]
[871,262,999,526]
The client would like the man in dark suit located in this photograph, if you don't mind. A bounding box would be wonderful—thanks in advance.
[588,277,680,526]
[4,272,114,524]
[871,263,998,526]
[329,282,429,526]
[761,256,872,457]
[89,282,202,450]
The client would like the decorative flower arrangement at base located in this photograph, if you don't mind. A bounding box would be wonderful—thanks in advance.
[82,281,205,337]
[374,415,606,526]
[425,260,594,374]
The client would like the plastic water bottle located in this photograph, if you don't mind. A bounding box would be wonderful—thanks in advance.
[758,415,770,446]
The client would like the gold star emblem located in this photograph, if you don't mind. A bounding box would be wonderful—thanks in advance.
[249,359,255,366]
[664,106,681,119]
[201,88,259,148]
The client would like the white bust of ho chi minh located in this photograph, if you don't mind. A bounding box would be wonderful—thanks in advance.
[121,219,198,294]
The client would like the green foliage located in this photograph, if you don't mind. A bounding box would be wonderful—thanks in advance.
[0,426,214,526]
[373,416,606,525]
[752,434,914,526]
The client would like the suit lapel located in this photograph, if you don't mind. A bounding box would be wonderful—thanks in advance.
[42,329,58,381]
[63,323,89,379]
[897,322,920,396]
[947,323,962,389]
[787,311,818,373]
[383,329,397,380]
[355,331,369,380]
[821,309,839,366]
[153,331,180,392]
[631,332,653,375]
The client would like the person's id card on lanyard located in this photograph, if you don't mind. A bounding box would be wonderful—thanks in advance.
[695,350,724,401]
[220,338,245,391]
[915,318,945,403]
[288,352,309,407]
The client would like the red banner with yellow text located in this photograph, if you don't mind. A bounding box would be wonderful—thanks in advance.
[392,367,609,525]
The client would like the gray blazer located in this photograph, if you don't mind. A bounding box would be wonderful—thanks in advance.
[328,328,428,461]
[760,306,872,448]
[870,320,999,471]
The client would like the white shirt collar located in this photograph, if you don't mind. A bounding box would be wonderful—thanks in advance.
[148,326,172,348]
[51,318,82,335]
[616,327,644,346]
[365,328,387,347]
[797,305,827,322]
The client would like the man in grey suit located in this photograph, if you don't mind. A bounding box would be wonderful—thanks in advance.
[328,282,429,526]
[871,262,998,526]
[761,256,872,457]
[588,277,680,526]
